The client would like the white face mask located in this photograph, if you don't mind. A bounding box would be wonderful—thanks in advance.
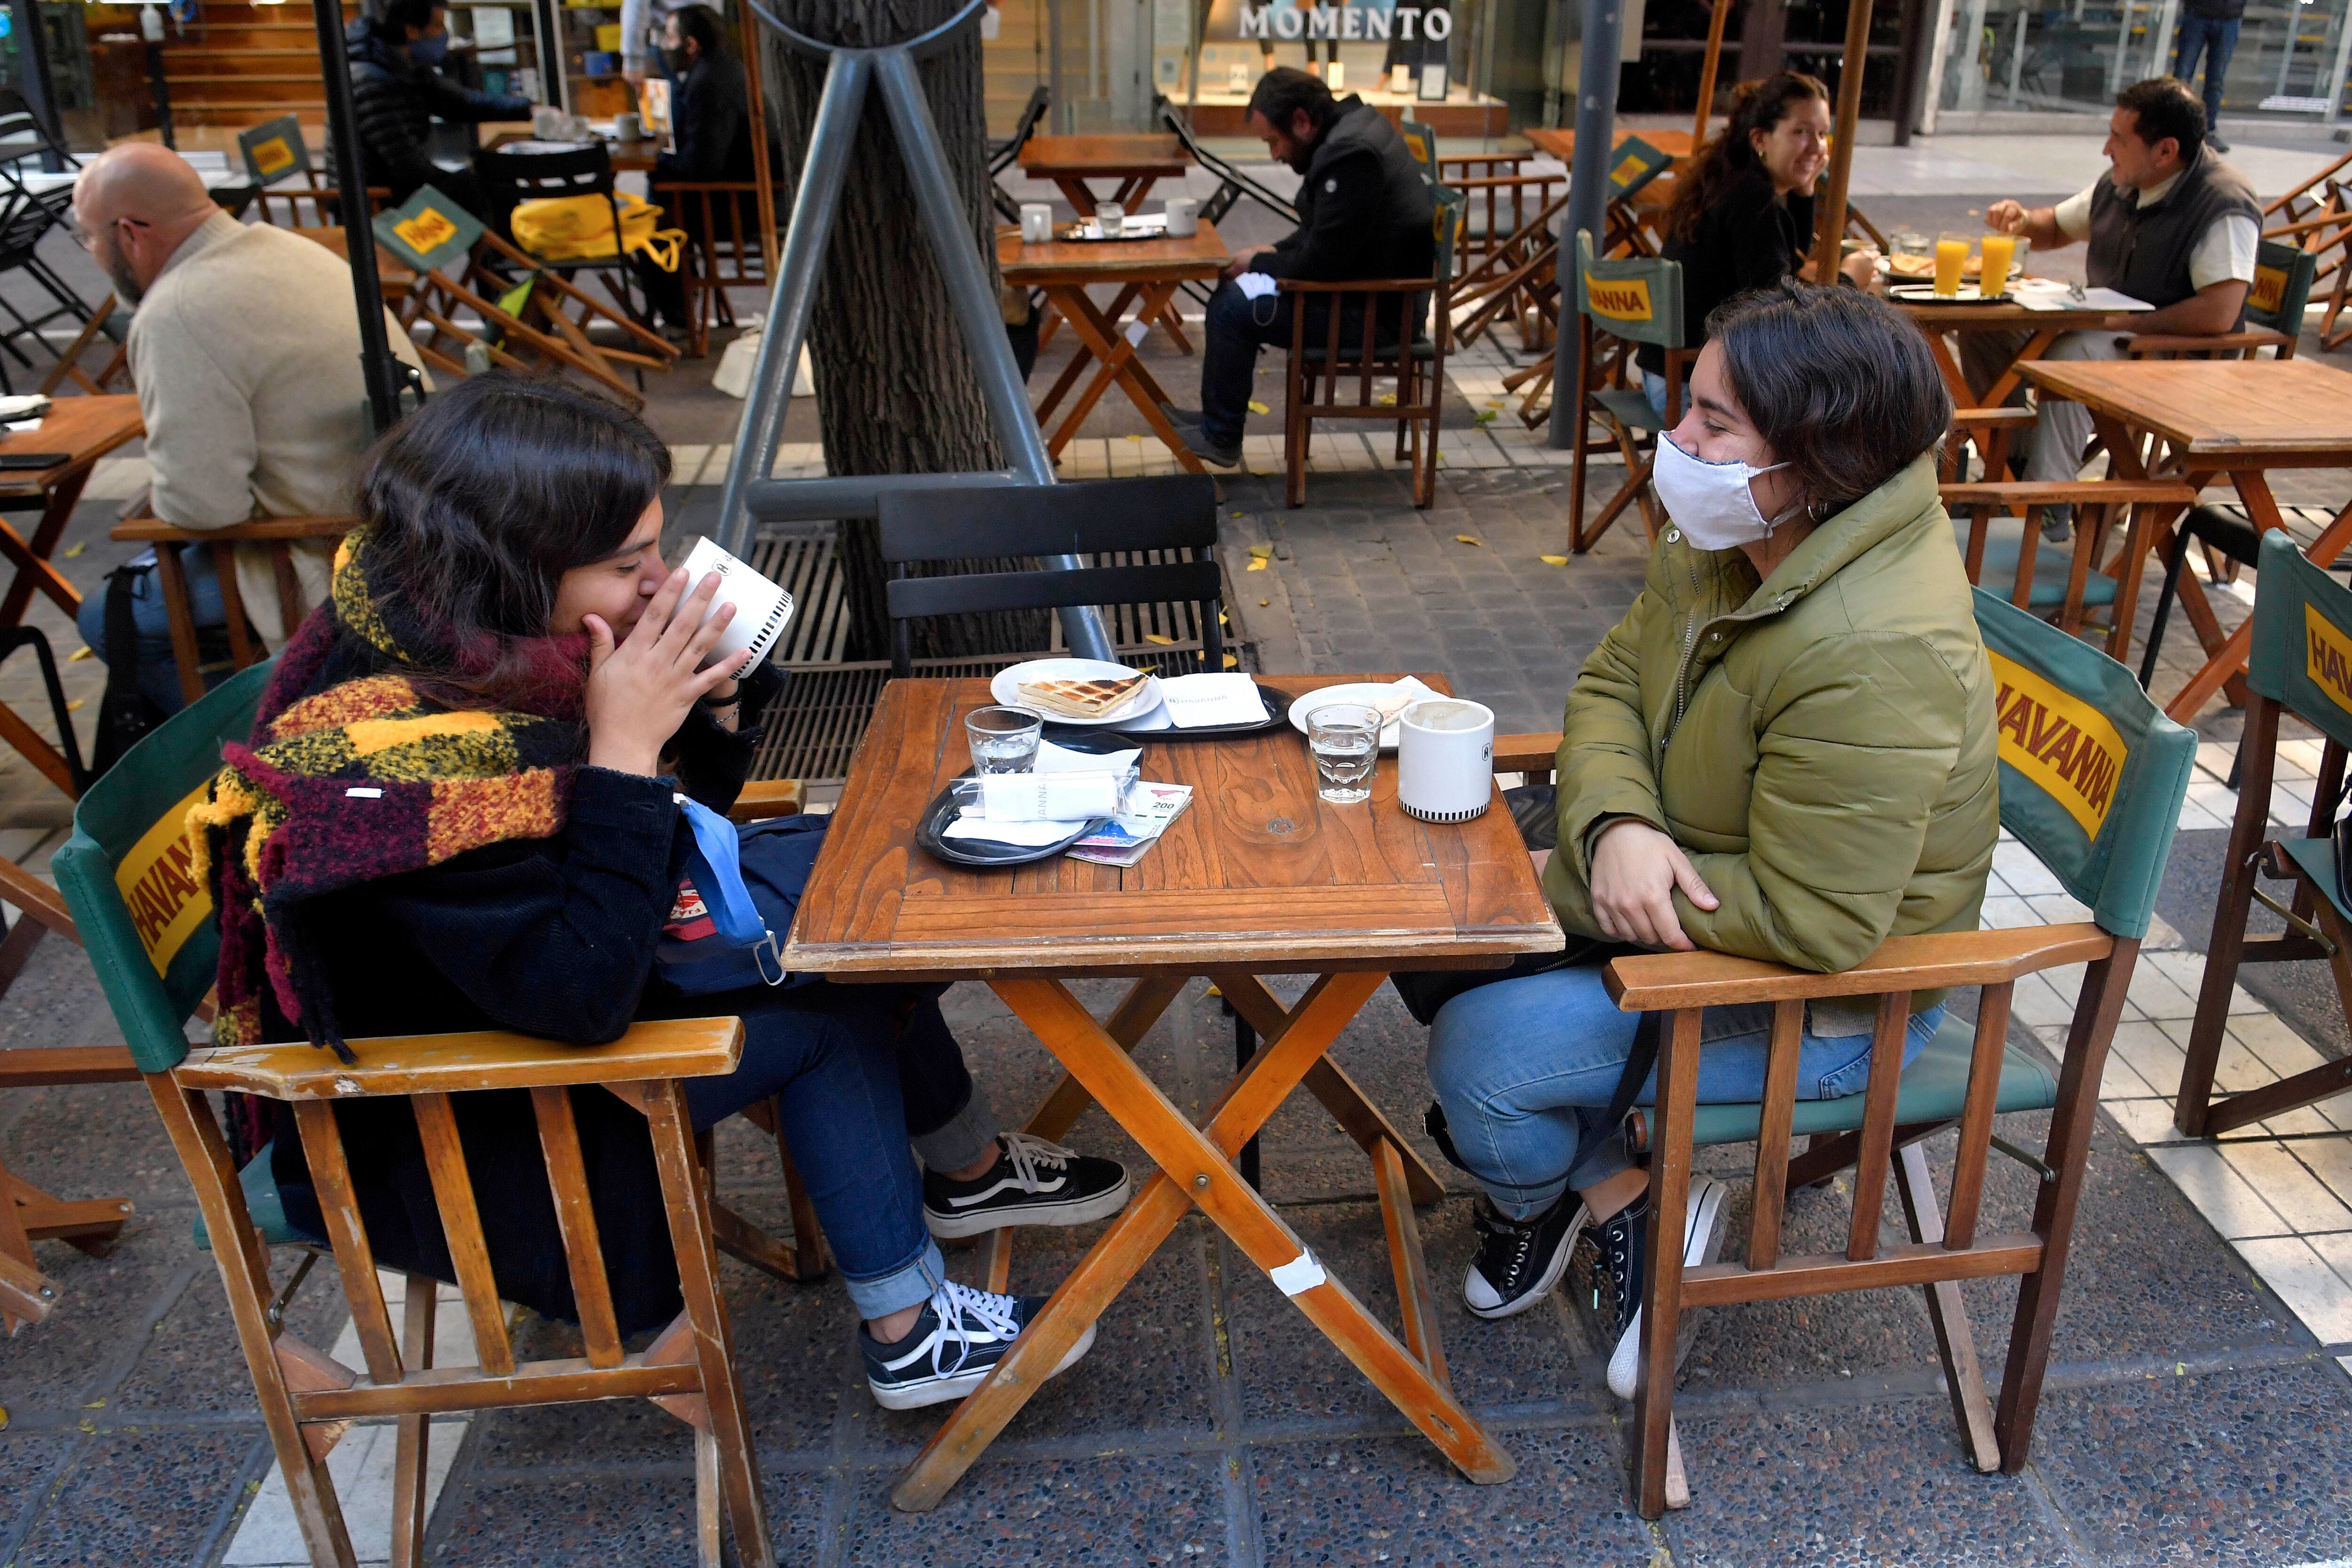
[1652,431,1794,551]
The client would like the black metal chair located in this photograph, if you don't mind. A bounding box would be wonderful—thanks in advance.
[474,143,643,329]
[989,86,1051,223]
[877,476,1223,679]
[0,95,92,394]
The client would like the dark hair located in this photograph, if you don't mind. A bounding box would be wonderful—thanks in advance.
[2115,76,2205,162]
[357,374,671,693]
[1705,282,1951,517]
[1248,66,1336,135]
[1666,72,1830,245]
[672,3,728,62]
[377,0,444,36]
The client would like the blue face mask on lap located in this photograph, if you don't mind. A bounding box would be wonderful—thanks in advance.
[410,29,449,64]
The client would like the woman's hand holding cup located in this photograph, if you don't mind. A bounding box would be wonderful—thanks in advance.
[1589,818,1719,951]
[583,567,738,777]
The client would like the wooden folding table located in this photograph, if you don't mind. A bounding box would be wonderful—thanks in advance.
[783,675,1563,1510]
[0,395,143,796]
[2020,357,2352,723]
[999,222,1233,475]
[1892,296,2122,409]
[1017,133,1191,216]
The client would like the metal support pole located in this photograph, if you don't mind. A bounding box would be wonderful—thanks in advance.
[715,48,869,559]
[1552,0,1621,450]
[313,0,410,436]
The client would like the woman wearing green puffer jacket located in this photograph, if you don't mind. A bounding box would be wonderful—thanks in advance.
[1426,282,1999,1401]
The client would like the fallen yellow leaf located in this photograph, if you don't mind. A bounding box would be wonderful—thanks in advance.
[1247,557,1268,572]
[1539,554,1569,565]
[1218,611,1229,625]
[1205,983,1223,997]
[1247,400,1270,414]
[1248,543,1271,558]
[1222,653,1239,668]
[61,542,84,558]
[65,699,83,712]
[1258,598,1270,606]
[1373,394,1397,406]
[1455,534,1481,546]
[69,646,93,661]
[1143,632,1174,645]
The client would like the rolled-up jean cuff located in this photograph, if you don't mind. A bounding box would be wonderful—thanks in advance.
[910,1091,999,1174]
[1487,1175,1572,1222]
[841,1236,948,1321]
[1567,1122,1636,1192]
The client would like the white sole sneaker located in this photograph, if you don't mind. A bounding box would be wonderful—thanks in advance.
[868,1319,1099,1411]
[1462,1202,1588,1320]
[923,1174,1132,1239]
[1605,1175,1728,1401]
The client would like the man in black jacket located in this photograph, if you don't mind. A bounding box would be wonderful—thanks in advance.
[1167,68,1436,468]
[637,4,754,334]
[347,0,531,218]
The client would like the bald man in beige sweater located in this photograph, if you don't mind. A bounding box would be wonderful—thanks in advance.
[71,144,426,646]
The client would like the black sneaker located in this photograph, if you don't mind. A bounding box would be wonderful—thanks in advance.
[1599,1175,1727,1399]
[2209,132,2231,153]
[860,1278,1097,1410]
[1160,403,1207,430]
[1181,425,1243,469]
[923,1133,1131,1239]
[1462,1193,1587,1319]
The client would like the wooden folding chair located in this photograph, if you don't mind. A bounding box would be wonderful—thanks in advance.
[2127,239,2318,362]
[235,116,393,231]
[1277,186,1462,510]
[35,294,129,397]
[2177,532,2352,1135]
[649,182,773,358]
[1536,587,2196,1515]
[54,664,777,1568]
[2263,149,2352,350]
[1943,476,2197,661]
[109,515,353,708]
[1565,231,1686,553]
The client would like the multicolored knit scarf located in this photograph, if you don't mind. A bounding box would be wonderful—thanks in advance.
[191,529,593,1061]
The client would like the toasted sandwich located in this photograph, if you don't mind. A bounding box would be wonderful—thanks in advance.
[1017,672,1149,719]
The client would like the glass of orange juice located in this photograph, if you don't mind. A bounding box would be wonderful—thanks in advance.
[1934,232,1971,297]
[1980,232,2017,299]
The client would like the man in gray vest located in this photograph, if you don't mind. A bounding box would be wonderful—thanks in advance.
[1165,67,1436,469]
[1975,77,2259,533]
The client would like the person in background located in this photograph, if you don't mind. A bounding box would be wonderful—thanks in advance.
[619,0,724,94]
[346,0,531,217]
[1641,72,1879,418]
[67,143,429,710]
[1975,77,2256,536]
[635,3,753,339]
[2172,0,2241,153]
[1162,67,1435,469]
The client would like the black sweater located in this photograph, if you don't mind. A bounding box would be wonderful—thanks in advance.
[269,665,781,1334]
[1256,96,1436,285]
[345,18,531,205]
[1638,166,1812,376]
[654,54,753,185]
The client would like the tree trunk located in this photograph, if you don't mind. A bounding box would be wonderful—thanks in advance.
[762,0,1049,661]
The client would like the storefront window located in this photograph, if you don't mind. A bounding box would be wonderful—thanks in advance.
[1938,0,2352,121]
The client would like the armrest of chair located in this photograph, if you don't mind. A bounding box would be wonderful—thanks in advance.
[0,1045,138,1087]
[1950,406,2038,431]
[1939,479,2199,507]
[1494,732,1563,773]
[727,779,806,823]
[1277,278,1436,295]
[112,516,356,545]
[1601,923,2114,1011]
[2125,330,2292,357]
[174,1016,746,1099]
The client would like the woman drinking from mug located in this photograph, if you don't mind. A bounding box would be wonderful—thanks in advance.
[194,375,1123,1411]
[1428,284,1996,1398]
[1636,73,1881,416]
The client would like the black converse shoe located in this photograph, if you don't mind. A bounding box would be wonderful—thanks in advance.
[1462,1193,1587,1319]
[1599,1175,1727,1399]
[922,1133,1131,1239]
[860,1278,1097,1410]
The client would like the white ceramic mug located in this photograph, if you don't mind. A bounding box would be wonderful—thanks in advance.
[1020,202,1054,243]
[680,536,796,678]
[1164,196,1199,237]
[1396,699,1494,823]
[613,111,644,141]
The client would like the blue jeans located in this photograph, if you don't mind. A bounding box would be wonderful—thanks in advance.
[75,546,230,716]
[662,981,953,1319]
[1200,276,1293,446]
[2173,13,2239,131]
[1427,964,1943,1220]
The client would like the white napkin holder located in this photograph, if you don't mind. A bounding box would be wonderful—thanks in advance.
[1396,699,1494,823]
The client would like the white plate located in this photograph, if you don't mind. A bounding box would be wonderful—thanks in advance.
[991,659,1164,726]
[1285,680,1433,752]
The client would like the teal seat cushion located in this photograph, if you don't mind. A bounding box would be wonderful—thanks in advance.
[1594,386,1662,433]
[2277,836,2352,923]
[1953,518,2118,612]
[192,1147,306,1251]
[1688,1011,2058,1146]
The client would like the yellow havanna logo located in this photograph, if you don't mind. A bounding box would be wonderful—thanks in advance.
[394,207,460,255]
[2250,265,2287,316]
[1989,652,2126,837]
[116,781,215,975]
[2304,602,2352,717]
[1610,151,1644,187]
[1584,274,1652,323]
[249,136,296,179]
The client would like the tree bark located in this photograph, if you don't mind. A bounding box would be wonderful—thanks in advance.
[762,0,1048,661]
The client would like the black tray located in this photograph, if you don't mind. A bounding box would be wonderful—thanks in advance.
[1041,681,1291,744]
[913,778,1111,868]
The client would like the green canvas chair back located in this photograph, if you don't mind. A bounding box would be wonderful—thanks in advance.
[1974,588,2196,940]
[52,661,274,1076]
[1430,182,1466,285]
[372,184,486,275]
[1605,135,1675,205]
[1574,228,1683,351]
[2248,526,2352,752]
[2247,238,2319,339]
[1398,119,1437,182]
[238,116,310,187]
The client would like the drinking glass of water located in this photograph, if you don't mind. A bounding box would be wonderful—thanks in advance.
[965,706,1042,774]
[1095,201,1125,239]
[1308,702,1382,805]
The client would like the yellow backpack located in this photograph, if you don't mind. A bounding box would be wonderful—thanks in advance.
[509,191,684,271]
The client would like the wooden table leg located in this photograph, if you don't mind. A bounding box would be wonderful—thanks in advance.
[2163,481,2352,724]
[1981,327,2061,409]
[1047,283,1207,475]
[1036,281,1140,425]
[0,469,89,628]
[1052,176,1098,215]
[892,971,1514,1512]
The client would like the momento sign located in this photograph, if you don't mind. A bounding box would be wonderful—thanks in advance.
[1236,3,1453,41]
